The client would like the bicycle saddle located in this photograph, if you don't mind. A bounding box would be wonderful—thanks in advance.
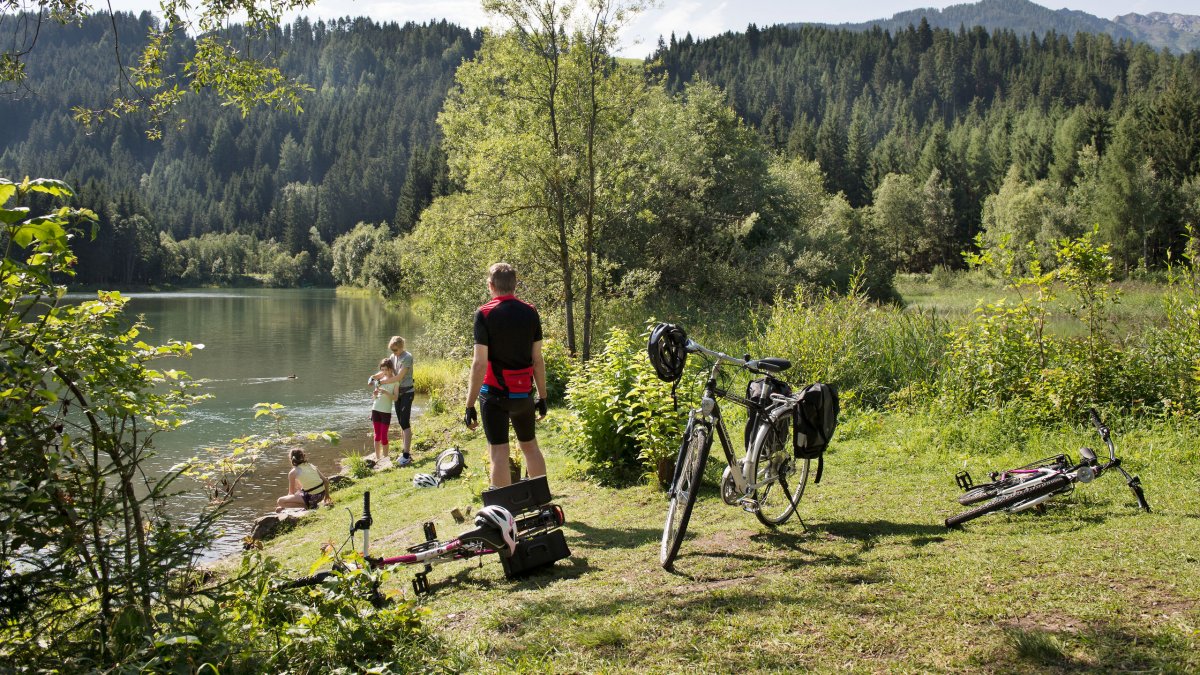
[458,525,512,556]
[748,357,791,373]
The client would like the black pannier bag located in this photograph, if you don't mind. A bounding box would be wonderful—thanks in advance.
[793,383,839,476]
[744,376,793,451]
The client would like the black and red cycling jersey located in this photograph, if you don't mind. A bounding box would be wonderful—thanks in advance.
[473,295,543,396]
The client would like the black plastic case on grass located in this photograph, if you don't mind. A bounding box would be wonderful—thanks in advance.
[502,529,571,578]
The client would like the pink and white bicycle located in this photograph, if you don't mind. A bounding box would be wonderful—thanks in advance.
[946,408,1150,528]
[279,477,569,595]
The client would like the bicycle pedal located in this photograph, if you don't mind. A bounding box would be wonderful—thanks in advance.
[739,498,760,513]
[412,571,430,596]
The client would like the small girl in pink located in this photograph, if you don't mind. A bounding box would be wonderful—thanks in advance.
[370,358,399,462]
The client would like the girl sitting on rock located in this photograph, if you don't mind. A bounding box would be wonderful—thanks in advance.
[276,447,332,511]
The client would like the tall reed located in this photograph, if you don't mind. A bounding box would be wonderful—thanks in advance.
[749,283,949,410]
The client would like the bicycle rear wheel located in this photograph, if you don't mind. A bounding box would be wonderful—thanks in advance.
[945,475,1071,528]
[749,417,810,526]
[661,423,711,570]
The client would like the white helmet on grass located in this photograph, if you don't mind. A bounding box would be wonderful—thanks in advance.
[412,473,440,488]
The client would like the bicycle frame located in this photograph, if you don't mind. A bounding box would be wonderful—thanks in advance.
[279,491,565,594]
[947,409,1150,527]
[670,340,782,508]
[982,465,1076,513]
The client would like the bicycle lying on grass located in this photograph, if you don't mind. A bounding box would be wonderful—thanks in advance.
[946,408,1151,528]
[648,323,838,570]
[278,476,569,595]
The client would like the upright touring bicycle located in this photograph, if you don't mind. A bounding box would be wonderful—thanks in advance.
[648,323,838,570]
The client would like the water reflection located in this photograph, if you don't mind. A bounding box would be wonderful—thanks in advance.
[85,288,426,559]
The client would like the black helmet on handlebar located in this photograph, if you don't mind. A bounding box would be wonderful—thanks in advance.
[648,322,689,382]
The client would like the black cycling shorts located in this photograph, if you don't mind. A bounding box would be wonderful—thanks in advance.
[479,390,536,445]
[394,389,415,430]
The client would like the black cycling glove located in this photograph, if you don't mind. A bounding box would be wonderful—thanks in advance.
[464,405,478,427]
[534,397,547,418]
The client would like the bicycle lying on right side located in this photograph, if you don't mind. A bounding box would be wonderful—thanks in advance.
[946,408,1151,528]
[277,476,570,595]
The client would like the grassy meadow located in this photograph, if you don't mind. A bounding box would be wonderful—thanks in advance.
[894,273,1174,337]
[261,407,1200,673]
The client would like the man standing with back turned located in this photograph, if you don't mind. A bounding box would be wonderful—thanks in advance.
[464,262,548,488]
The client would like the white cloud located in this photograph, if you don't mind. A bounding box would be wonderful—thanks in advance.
[302,0,491,27]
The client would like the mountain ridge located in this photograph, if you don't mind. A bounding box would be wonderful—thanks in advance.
[791,0,1200,52]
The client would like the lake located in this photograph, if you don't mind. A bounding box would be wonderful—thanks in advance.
[80,288,429,558]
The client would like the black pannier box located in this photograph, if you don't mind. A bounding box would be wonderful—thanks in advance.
[482,475,553,514]
[501,529,570,578]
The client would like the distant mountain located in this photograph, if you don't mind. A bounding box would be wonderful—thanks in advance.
[796,0,1200,53]
[1114,11,1200,52]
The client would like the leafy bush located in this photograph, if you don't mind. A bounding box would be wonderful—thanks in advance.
[128,553,452,673]
[0,178,218,670]
[565,326,686,486]
[936,229,1134,422]
[749,279,949,410]
[541,338,573,406]
[1142,229,1200,418]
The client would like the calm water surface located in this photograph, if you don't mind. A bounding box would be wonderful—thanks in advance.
[79,288,426,558]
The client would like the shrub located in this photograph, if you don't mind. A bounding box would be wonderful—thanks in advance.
[0,178,215,670]
[342,451,374,479]
[541,338,573,406]
[414,358,469,414]
[565,326,686,486]
[937,229,1135,422]
[133,553,451,673]
[1142,229,1200,417]
[749,280,949,410]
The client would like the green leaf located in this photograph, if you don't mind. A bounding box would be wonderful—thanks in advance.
[11,218,67,248]
[0,180,14,205]
[25,178,74,198]
[0,206,27,225]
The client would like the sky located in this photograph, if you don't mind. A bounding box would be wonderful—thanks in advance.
[99,0,1200,58]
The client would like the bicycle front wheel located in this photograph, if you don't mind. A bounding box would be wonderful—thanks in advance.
[957,480,1011,506]
[661,423,712,570]
[749,417,810,526]
[945,475,1071,528]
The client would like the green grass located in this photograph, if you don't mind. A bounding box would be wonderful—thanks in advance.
[412,358,467,397]
[259,409,1200,672]
[895,273,1173,338]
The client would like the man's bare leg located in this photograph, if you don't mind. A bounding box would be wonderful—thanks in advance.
[519,438,546,479]
[489,443,513,487]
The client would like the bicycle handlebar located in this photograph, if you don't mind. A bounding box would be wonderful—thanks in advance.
[1128,476,1151,512]
[687,339,751,368]
[1085,408,1152,513]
